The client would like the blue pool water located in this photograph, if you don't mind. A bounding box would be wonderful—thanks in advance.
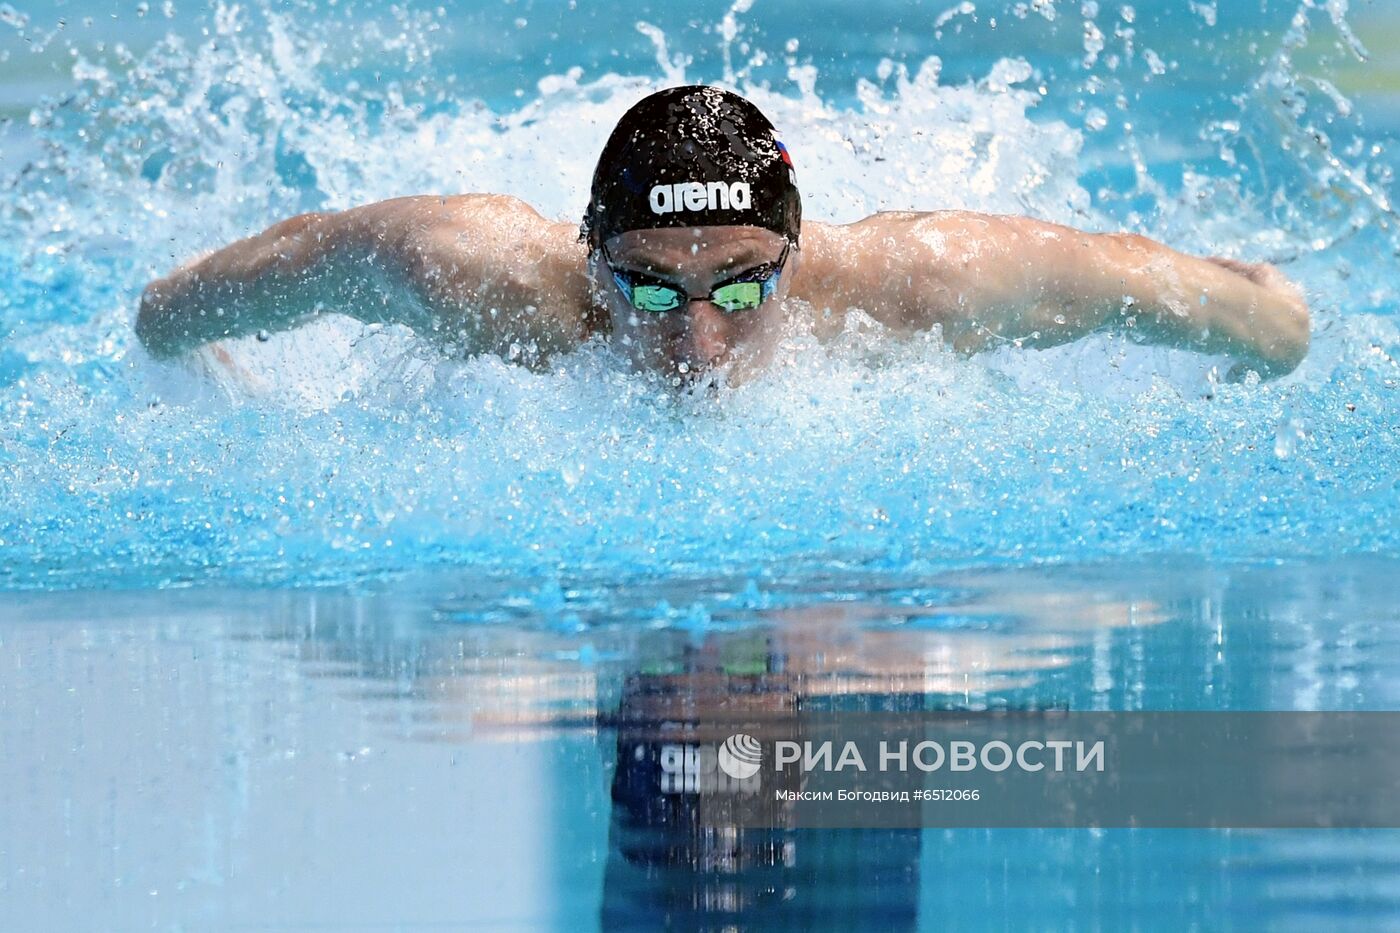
[7,561,1400,929]
[1,0,1399,928]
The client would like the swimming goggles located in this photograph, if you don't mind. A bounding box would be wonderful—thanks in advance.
[603,242,790,313]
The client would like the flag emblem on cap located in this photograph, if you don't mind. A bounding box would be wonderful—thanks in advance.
[775,139,793,167]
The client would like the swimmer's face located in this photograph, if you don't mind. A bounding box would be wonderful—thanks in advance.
[594,226,796,381]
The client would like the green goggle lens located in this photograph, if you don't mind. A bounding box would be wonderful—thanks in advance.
[710,281,763,312]
[631,284,685,312]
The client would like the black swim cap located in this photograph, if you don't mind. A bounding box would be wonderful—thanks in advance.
[581,85,801,250]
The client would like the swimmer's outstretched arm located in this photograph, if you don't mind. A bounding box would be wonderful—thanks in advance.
[136,195,590,359]
[803,212,1310,378]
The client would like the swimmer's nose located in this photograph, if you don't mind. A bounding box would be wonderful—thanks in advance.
[679,301,733,368]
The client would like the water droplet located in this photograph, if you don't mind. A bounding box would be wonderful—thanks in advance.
[1274,413,1305,459]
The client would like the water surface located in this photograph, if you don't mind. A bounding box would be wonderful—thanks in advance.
[4,560,1400,929]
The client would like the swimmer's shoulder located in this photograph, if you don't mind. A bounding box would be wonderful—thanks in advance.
[800,210,1003,251]
[344,193,577,246]
[793,210,990,281]
[366,194,594,353]
[803,210,1052,275]
[787,210,1029,334]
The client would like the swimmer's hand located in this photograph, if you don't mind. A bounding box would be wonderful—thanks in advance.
[1205,256,1307,313]
[1205,257,1311,380]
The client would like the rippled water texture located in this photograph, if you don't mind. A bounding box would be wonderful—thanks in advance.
[5,560,1400,928]
[0,0,1397,589]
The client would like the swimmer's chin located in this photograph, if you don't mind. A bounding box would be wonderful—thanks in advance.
[649,364,726,395]
[622,360,740,397]
[669,351,769,393]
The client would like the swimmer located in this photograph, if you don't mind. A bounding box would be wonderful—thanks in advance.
[137,85,1310,381]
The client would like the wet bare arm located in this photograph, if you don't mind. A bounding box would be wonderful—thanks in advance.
[136,195,591,359]
[797,212,1311,378]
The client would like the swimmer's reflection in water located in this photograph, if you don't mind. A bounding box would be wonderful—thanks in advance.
[586,579,1168,929]
[139,86,1311,388]
[599,635,923,931]
[262,572,1167,928]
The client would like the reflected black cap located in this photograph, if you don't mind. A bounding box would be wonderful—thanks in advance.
[581,85,801,249]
